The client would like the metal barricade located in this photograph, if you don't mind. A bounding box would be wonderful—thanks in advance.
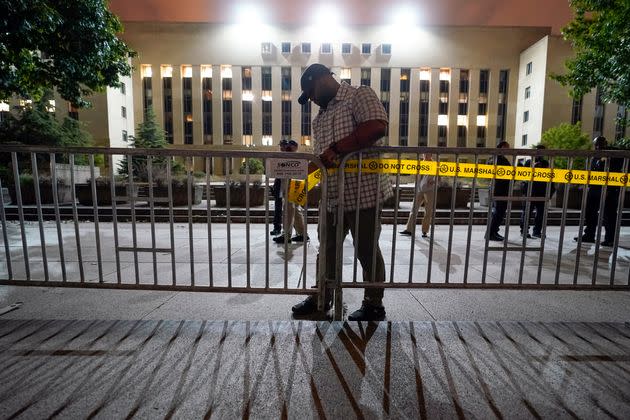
[331,146,630,319]
[0,146,327,306]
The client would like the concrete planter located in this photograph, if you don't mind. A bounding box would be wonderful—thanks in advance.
[435,187,471,209]
[152,184,203,206]
[214,184,266,207]
[75,184,139,206]
[9,183,73,205]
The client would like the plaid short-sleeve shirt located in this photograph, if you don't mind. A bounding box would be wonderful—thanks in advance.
[313,83,393,212]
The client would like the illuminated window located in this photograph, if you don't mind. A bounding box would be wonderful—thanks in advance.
[162,65,173,78]
[476,115,487,126]
[182,65,192,78]
[457,115,468,126]
[438,115,448,126]
[141,65,152,78]
[439,68,451,81]
[201,65,213,78]
[340,68,351,84]
[262,135,273,146]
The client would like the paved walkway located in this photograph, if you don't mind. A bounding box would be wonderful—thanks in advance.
[0,222,629,418]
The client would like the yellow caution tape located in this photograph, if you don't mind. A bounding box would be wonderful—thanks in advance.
[287,159,629,205]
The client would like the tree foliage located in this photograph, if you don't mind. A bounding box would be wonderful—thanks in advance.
[0,0,135,107]
[540,122,592,169]
[552,0,630,111]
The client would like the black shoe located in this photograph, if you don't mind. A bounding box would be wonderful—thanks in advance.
[532,232,542,239]
[600,240,614,247]
[521,232,532,239]
[487,234,504,242]
[348,301,386,322]
[291,235,310,242]
[292,296,330,316]
[270,228,282,236]
[273,235,291,244]
[422,232,429,238]
[400,230,412,236]
[574,235,595,243]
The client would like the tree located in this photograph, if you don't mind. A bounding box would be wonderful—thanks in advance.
[540,122,591,169]
[0,0,135,107]
[552,0,630,112]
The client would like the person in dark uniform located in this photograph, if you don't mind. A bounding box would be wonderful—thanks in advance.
[575,136,623,247]
[520,144,555,239]
[486,141,511,241]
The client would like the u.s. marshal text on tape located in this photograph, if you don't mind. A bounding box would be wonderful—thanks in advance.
[287,159,629,206]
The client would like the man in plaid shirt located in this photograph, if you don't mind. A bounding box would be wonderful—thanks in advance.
[292,63,393,321]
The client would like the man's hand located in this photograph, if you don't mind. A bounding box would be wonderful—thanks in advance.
[319,147,338,168]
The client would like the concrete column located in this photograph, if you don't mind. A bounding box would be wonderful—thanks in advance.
[388,67,401,145]
[252,66,263,143]
[448,69,460,147]
[171,65,183,146]
[428,68,440,147]
[271,66,282,144]
[408,68,420,147]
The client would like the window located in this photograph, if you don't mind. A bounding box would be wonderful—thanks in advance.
[342,43,352,54]
[202,71,213,145]
[496,69,509,141]
[121,106,126,118]
[321,43,332,54]
[361,43,371,54]
[142,65,152,115]
[381,43,391,55]
[261,42,272,55]
[438,126,447,147]
[571,96,583,124]
[360,68,371,86]
[523,110,529,122]
[301,100,311,138]
[522,134,528,146]
[281,67,291,91]
[525,86,531,99]
[419,78,429,146]
[183,72,193,144]
[340,68,351,84]
[120,82,126,95]
[242,101,252,136]
[122,130,128,142]
[457,126,467,147]
[301,42,311,54]
[526,61,532,75]
[282,100,291,137]
[281,42,291,53]
[262,101,272,135]
[380,68,391,122]
[162,67,173,143]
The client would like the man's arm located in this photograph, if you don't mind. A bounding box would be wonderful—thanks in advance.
[319,119,388,168]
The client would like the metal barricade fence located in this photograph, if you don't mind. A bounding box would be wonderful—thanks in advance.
[331,146,630,319]
[1,145,629,319]
[0,146,328,308]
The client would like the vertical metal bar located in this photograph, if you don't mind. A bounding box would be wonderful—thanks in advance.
[573,158,591,284]
[50,154,66,282]
[481,150,495,285]
[301,170,309,290]
[282,172,289,290]
[427,152,438,284]
[11,153,29,280]
[370,152,382,284]
[205,159,214,287]
[31,153,48,281]
[147,156,157,285]
[317,168,328,312]
[408,151,422,284]
[187,158,195,286]
[335,154,347,321]
[127,154,139,284]
[536,157,554,285]
[244,158,251,289]
[518,154,535,284]
[498,161,516,285]
[389,152,402,284]
[263,158,270,289]
[89,155,104,282]
[69,155,85,282]
[225,157,232,288]
[107,154,120,284]
[591,157,611,284]
[463,153,479,285]
[445,154,459,284]
[555,157,574,285]
[0,177,12,279]
[167,158,176,285]
[352,153,363,284]
[610,158,628,285]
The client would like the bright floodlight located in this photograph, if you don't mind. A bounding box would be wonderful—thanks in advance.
[314,4,340,26]
[234,4,265,25]
[390,5,418,27]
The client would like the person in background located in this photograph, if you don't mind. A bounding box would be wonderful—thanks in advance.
[486,141,511,242]
[574,136,623,247]
[519,144,554,239]
[400,153,435,238]
[269,140,288,236]
[273,139,308,244]
[290,63,392,321]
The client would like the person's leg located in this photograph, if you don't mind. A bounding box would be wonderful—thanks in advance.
[533,201,545,235]
[583,189,601,239]
[404,191,422,232]
[293,204,305,236]
[421,192,434,235]
[272,196,282,233]
[347,207,385,306]
[602,189,620,243]
[488,201,506,237]
[284,201,295,236]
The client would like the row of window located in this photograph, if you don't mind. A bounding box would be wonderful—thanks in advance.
[141,65,511,147]
[263,42,392,55]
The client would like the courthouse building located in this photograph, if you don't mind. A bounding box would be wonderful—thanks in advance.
[1,2,626,173]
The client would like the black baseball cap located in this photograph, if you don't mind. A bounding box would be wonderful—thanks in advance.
[298,64,332,105]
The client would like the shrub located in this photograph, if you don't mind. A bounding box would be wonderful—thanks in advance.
[540,122,591,169]
[239,158,264,175]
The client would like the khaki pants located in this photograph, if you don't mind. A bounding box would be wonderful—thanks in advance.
[405,191,435,234]
[320,207,385,306]
[284,202,304,236]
